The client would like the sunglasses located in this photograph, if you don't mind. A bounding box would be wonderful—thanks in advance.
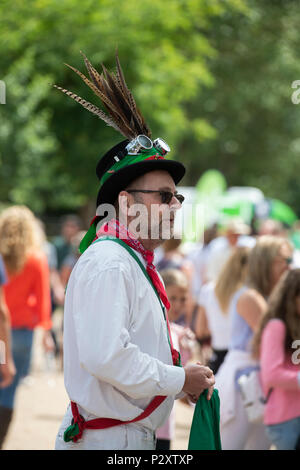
[126,189,185,205]
[276,256,293,266]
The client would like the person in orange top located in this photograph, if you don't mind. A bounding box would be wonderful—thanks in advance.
[4,251,52,331]
[0,205,53,449]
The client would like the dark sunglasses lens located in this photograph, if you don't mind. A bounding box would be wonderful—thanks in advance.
[160,192,184,204]
[161,192,173,204]
[176,194,184,204]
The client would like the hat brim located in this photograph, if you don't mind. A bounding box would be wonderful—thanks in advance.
[96,159,185,207]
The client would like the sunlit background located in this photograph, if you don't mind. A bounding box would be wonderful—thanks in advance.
[1,0,300,450]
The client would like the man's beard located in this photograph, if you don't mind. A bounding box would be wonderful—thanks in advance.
[151,218,175,241]
[124,204,176,241]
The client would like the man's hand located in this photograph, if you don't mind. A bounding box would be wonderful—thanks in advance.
[182,363,215,401]
[0,358,16,388]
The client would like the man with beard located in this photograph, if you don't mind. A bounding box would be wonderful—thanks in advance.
[54,53,215,450]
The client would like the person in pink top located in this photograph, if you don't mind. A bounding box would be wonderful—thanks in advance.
[252,269,300,450]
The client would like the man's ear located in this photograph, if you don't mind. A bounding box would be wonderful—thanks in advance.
[118,191,131,220]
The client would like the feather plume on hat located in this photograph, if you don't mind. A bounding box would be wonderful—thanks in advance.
[54,51,186,254]
[53,52,151,140]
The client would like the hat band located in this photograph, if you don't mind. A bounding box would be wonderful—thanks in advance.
[99,149,165,188]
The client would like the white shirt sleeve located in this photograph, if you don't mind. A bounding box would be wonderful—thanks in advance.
[72,263,185,400]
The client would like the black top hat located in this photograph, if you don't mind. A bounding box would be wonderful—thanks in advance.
[54,52,186,240]
[96,139,185,207]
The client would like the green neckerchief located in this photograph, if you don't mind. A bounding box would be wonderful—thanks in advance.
[188,389,222,450]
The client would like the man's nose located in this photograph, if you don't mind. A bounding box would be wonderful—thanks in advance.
[170,195,182,210]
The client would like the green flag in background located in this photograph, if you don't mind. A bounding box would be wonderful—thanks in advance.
[219,193,254,226]
[269,198,297,226]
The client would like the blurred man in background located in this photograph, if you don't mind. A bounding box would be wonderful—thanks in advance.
[53,215,82,272]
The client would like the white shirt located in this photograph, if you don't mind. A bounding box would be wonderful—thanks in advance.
[63,239,185,432]
[197,282,231,350]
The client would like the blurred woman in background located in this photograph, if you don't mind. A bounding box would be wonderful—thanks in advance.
[252,269,300,450]
[195,246,250,374]
[0,205,53,449]
[216,235,293,450]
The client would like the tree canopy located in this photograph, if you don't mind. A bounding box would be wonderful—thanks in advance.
[1,0,300,218]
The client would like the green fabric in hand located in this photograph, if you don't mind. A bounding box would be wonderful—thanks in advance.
[188,389,222,450]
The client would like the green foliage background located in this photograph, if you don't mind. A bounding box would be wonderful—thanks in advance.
[1,0,300,218]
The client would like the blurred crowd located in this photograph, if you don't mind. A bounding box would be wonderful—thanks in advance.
[0,204,300,450]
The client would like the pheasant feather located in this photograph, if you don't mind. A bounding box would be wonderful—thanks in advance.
[53,85,122,132]
[53,53,152,140]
